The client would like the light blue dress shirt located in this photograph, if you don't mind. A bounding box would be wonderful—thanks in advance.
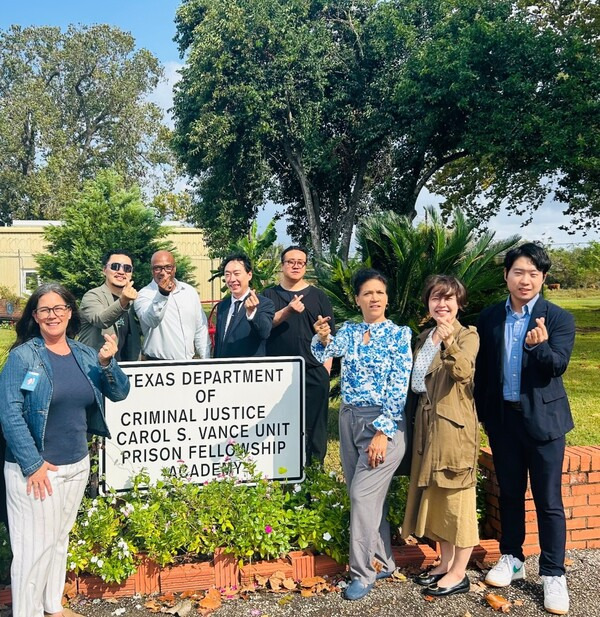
[502,294,539,402]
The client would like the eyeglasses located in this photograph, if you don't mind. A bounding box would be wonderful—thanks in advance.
[108,262,133,273]
[152,264,175,273]
[283,260,307,267]
[34,304,70,318]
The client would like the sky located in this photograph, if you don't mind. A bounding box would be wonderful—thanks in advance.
[2,1,598,248]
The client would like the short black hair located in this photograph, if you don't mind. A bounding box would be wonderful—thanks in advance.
[352,268,388,296]
[221,252,252,273]
[102,249,134,266]
[422,274,467,310]
[281,245,308,263]
[504,242,551,274]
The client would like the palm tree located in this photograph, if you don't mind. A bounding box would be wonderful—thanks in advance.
[318,208,519,332]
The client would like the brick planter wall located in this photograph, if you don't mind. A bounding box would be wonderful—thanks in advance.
[479,446,600,555]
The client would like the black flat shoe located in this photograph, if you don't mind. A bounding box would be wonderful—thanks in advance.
[414,571,446,587]
[424,575,470,597]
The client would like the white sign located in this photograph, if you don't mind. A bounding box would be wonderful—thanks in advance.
[100,357,305,492]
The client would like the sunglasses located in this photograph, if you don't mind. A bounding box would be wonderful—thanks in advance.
[108,262,133,273]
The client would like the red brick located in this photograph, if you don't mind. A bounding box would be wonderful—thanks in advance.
[587,517,600,528]
[523,543,541,556]
[572,484,600,496]
[525,510,537,522]
[566,518,587,530]
[562,485,572,498]
[566,450,581,472]
[569,472,588,485]
[590,494,600,505]
[589,472,600,483]
[571,447,592,472]
[563,494,588,507]
[525,499,537,511]
[565,539,588,550]
[525,521,539,534]
[579,447,600,471]
[486,495,499,508]
[562,457,570,473]
[571,528,600,541]
[572,505,600,518]
[586,540,600,549]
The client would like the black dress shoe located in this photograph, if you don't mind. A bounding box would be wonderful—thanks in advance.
[423,575,470,597]
[414,571,446,587]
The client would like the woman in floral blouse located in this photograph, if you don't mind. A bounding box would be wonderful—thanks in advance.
[312,268,412,601]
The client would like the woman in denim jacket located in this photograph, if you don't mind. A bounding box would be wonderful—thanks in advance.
[0,282,130,617]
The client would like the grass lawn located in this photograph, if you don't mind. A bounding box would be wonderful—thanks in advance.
[549,291,600,445]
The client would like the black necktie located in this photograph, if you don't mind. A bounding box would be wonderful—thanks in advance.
[232,299,242,316]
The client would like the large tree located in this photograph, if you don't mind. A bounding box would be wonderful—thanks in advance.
[0,24,168,223]
[172,0,599,260]
[36,171,195,300]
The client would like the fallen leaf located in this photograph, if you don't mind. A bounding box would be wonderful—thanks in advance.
[565,558,574,567]
[181,589,201,599]
[105,598,119,604]
[198,588,222,611]
[255,574,268,587]
[144,600,162,613]
[486,593,512,612]
[423,594,436,602]
[159,591,177,606]
[282,577,297,590]
[513,600,524,606]
[300,576,327,588]
[62,579,77,600]
[277,593,294,606]
[391,570,407,582]
[463,612,473,617]
[166,599,193,616]
[300,589,314,597]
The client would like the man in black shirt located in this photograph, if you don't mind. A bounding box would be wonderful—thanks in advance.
[264,246,335,465]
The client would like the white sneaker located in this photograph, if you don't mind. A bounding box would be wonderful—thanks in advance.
[485,554,526,587]
[542,575,569,615]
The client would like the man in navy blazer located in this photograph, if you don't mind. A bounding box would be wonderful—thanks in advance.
[214,253,275,358]
[475,243,575,615]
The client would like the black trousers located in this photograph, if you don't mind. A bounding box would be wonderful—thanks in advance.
[488,404,566,576]
[305,365,331,466]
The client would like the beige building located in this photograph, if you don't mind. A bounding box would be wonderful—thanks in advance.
[0,221,223,304]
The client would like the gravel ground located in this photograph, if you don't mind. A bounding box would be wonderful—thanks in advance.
[1,550,599,617]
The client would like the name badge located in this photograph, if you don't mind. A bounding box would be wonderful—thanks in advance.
[21,371,41,391]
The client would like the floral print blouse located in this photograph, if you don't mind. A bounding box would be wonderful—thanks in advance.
[311,320,412,437]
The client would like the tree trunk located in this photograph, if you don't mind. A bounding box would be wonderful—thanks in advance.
[338,157,368,261]
[283,138,323,259]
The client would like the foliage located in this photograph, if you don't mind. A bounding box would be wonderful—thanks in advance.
[0,523,11,584]
[318,208,519,331]
[0,24,172,224]
[547,242,600,289]
[172,0,599,260]
[35,170,195,300]
[0,285,22,305]
[209,219,282,294]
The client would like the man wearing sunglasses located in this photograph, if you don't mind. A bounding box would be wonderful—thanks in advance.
[79,250,142,361]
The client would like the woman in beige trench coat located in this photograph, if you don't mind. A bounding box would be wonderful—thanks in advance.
[402,275,480,598]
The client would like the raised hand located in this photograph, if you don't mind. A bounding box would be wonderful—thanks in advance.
[313,314,331,345]
[288,294,305,314]
[98,333,118,366]
[120,280,138,306]
[525,317,548,346]
[245,289,260,316]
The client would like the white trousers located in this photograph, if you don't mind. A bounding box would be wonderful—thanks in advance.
[5,456,89,617]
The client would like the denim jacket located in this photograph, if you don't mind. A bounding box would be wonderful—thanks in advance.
[0,336,130,476]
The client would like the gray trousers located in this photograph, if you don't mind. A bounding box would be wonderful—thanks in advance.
[339,404,407,585]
